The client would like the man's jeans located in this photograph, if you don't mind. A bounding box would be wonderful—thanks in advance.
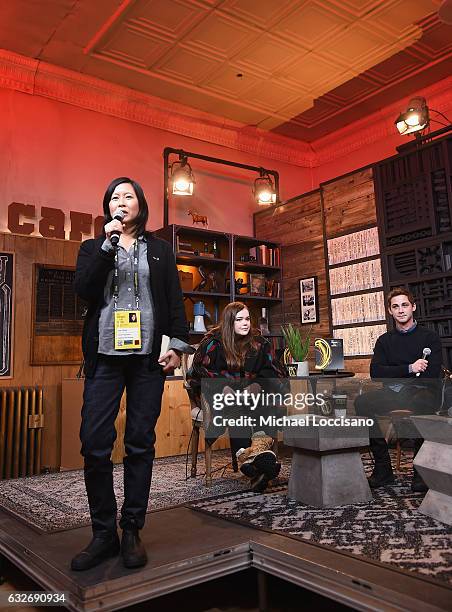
[80,354,164,533]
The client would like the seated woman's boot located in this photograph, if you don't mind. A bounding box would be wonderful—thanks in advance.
[236,431,281,492]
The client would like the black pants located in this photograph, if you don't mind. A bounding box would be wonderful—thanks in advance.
[354,385,436,463]
[80,354,164,533]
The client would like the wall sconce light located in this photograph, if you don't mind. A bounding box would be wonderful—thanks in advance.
[254,170,277,205]
[170,156,195,196]
[395,97,430,136]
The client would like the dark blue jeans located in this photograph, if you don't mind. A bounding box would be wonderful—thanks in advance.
[80,354,165,533]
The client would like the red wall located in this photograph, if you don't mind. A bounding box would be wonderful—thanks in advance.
[1,74,451,240]
[0,88,310,238]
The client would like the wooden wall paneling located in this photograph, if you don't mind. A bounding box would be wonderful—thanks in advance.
[13,236,35,385]
[40,367,62,469]
[322,167,376,239]
[0,234,84,471]
[31,238,47,388]
[255,191,329,364]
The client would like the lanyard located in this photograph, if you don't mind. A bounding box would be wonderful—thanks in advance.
[113,240,139,309]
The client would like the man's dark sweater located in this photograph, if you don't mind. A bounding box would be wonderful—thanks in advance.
[370,325,442,380]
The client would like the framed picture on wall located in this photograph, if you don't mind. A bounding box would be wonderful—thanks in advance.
[0,252,14,378]
[299,276,319,324]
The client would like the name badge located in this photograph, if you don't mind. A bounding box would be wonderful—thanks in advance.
[114,310,141,350]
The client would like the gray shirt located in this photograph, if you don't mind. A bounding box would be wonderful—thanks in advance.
[98,236,192,356]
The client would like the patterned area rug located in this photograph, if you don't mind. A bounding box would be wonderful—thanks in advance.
[190,453,452,585]
[0,450,290,533]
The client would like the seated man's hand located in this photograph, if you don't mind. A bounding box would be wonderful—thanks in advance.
[411,358,428,374]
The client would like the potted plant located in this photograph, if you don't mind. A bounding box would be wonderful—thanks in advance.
[281,324,312,376]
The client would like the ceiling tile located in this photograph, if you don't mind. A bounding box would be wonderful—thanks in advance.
[275,1,352,48]
[233,34,304,75]
[416,20,452,55]
[367,49,426,82]
[331,0,389,17]
[202,65,260,97]
[244,80,301,112]
[220,0,297,29]
[325,76,379,104]
[325,22,399,64]
[100,25,171,68]
[281,52,348,90]
[369,0,438,35]
[282,97,341,127]
[182,12,258,59]
[130,0,204,38]
[154,46,222,85]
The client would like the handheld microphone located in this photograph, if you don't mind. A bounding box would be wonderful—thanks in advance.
[416,347,431,376]
[110,209,125,246]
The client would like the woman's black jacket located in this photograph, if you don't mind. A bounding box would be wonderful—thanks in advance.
[74,232,189,377]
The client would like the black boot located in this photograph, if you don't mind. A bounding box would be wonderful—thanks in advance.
[71,531,120,571]
[411,468,428,494]
[121,526,147,568]
[368,438,394,488]
[368,462,395,488]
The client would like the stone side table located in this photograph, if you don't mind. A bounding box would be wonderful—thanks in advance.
[412,415,452,526]
[283,415,371,507]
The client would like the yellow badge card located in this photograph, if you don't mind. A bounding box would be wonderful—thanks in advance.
[114,310,141,350]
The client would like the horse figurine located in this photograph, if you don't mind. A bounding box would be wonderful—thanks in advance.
[188,210,208,227]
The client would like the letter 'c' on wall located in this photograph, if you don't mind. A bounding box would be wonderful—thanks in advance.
[8,202,35,234]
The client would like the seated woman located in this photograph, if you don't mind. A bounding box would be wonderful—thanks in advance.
[188,301,286,492]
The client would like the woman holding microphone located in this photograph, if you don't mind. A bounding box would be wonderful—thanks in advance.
[71,177,191,571]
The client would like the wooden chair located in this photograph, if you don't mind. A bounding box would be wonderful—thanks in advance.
[181,352,238,486]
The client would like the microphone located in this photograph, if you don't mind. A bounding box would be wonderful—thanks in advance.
[110,209,125,246]
[416,347,431,376]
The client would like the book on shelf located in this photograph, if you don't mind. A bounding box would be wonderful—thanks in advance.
[248,244,281,266]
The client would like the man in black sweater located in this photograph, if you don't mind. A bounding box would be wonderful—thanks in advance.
[355,287,442,493]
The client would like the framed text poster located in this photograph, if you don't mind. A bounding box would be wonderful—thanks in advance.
[0,252,14,378]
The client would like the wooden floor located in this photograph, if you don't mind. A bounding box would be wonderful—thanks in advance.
[0,506,450,612]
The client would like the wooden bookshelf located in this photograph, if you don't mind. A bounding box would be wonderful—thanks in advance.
[155,225,283,341]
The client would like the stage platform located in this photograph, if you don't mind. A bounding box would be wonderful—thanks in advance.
[0,507,450,612]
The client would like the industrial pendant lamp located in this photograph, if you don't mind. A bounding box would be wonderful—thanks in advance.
[253,170,277,205]
[170,156,195,196]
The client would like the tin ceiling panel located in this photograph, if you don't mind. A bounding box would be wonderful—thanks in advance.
[0,0,449,141]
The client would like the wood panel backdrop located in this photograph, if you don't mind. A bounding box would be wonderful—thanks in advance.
[254,167,378,375]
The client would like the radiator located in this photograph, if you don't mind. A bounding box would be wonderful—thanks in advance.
[0,387,44,479]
